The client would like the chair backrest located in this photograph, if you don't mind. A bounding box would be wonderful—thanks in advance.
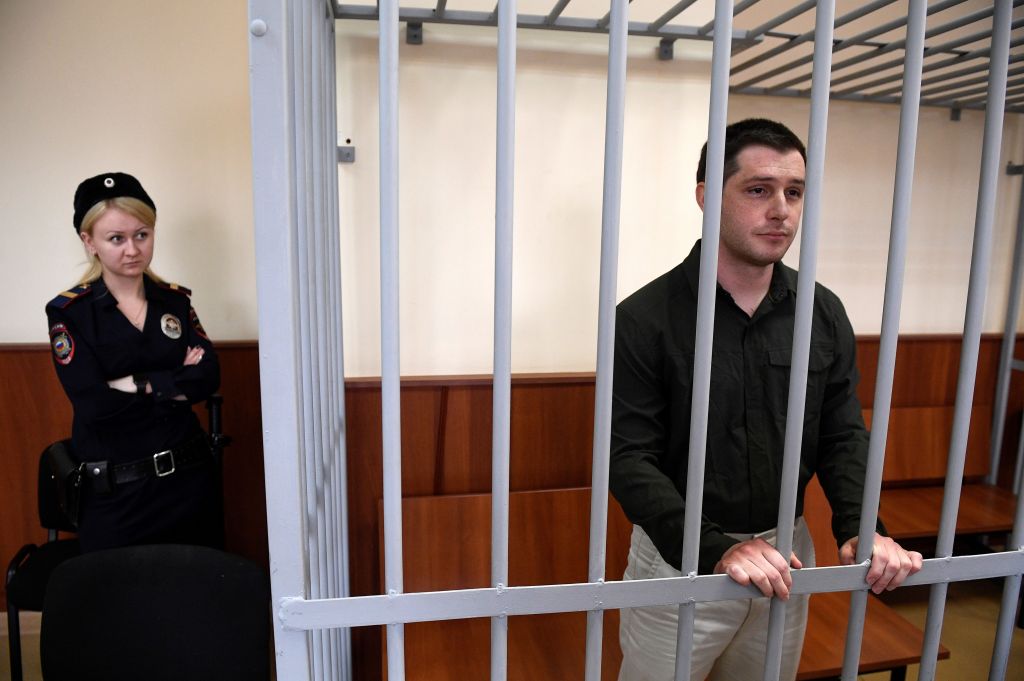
[37,440,77,534]
[40,544,270,681]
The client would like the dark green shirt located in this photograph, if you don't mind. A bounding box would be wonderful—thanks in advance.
[610,240,875,575]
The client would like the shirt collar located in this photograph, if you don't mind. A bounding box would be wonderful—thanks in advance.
[682,238,796,304]
[89,274,158,309]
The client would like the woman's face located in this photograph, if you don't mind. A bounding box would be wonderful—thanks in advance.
[80,207,155,281]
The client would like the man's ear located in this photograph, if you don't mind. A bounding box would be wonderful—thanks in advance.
[695,182,706,212]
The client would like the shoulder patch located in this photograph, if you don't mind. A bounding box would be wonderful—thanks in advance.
[49,322,75,365]
[46,284,92,310]
[156,281,193,298]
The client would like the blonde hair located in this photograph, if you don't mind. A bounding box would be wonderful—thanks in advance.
[76,197,163,286]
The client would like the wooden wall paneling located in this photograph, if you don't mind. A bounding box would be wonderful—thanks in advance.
[215,343,269,566]
[0,347,73,609]
[862,405,993,483]
[510,381,596,492]
[388,489,626,681]
[0,343,269,606]
[4,336,1023,680]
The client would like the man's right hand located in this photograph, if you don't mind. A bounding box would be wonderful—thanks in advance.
[713,538,803,600]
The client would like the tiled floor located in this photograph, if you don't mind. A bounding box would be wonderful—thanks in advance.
[2,579,1023,680]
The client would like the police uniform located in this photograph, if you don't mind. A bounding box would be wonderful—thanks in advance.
[47,171,224,552]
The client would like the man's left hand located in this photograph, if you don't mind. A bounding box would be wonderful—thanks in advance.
[839,532,923,594]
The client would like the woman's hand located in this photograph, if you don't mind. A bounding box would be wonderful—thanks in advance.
[183,346,206,366]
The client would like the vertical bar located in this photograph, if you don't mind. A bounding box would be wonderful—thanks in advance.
[919,3,1013,679]
[379,0,405,675]
[987,475,1024,680]
[584,0,627,676]
[840,2,927,679]
[322,5,353,676]
[247,0,314,678]
[674,1,732,679]
[292,2,329,677]
[988,176,1024,487]
[490,0,516,675]
[1016,417,1024,494]
[763,3,834,680]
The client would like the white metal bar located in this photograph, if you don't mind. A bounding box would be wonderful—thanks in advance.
[760,0,978,94]
[919,3,1013,679]
[277,552,1024,629]
[648,0,701,32]
[490,0,516,675]
[840,2,926,679]
[295,3,328,675]
[988,167,1024,489]
[730,0,897,76]
[378,0,405,675]
[743,0,814,41]
[674,0,732,678]
[247,0,314,678]
[334,5,756,45]
[323,7,352,674]
[762,2,835,679]
[584,0,627,676]
[697,0,758,35]
[988,475,1024,680]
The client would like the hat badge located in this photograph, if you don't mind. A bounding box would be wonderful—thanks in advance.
[104,177,115,188]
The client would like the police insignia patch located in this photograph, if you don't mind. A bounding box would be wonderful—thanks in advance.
[50,323,75,365]
[161,313,183,339]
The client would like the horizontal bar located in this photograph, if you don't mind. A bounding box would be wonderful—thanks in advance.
[874,51,1024,99]
[942,76,1024,104]
[278,551,1024,630]
[918,62,1024,100]
[730,0,898,75]
[698,0,759,36]
[544,0,571,24]
[759,0,990,93]
[743,0,815,40]
[833,34,1024,98]
[648,0,701,32]
[729,82,1024,115]
[335,4,759,45]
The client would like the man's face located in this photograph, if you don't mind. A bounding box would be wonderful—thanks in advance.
[698,144,806,268]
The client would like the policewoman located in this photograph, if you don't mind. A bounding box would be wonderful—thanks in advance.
[46,172,224,552]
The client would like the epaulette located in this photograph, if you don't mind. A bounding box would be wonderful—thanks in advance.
[156,281,193,298]
[46,284,93,309]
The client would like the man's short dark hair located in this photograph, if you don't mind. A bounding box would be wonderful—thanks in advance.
[696,118,807,184]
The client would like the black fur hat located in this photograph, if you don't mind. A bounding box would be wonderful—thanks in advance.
[73,172,155,233]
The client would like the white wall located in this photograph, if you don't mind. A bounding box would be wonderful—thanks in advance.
[0,0,254,342]
[3,2,1023,378]
[335,20,1024,376]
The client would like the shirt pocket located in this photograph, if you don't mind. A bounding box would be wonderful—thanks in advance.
[764,344,833,426]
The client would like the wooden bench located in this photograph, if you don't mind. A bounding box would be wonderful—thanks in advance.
[862,404,1018,545]
[879,483,1018,541]
[387,486,948,680]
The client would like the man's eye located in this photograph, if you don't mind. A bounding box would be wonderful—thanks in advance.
[748,187,765,195]
[787,189,803,199]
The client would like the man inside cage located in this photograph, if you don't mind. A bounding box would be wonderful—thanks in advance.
[610,118,923,681]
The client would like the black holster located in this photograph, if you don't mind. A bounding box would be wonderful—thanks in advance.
[43,440,83,529]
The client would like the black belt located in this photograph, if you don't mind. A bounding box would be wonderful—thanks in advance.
[83,435,214,490]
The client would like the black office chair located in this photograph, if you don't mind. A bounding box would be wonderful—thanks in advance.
[40,543,270,681]
[6,396,231,681]
[5,440,81,681]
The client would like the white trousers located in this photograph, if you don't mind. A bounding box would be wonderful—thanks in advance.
[618,520,815,681]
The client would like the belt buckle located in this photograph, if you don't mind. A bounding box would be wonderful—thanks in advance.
[153,450,176,477]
